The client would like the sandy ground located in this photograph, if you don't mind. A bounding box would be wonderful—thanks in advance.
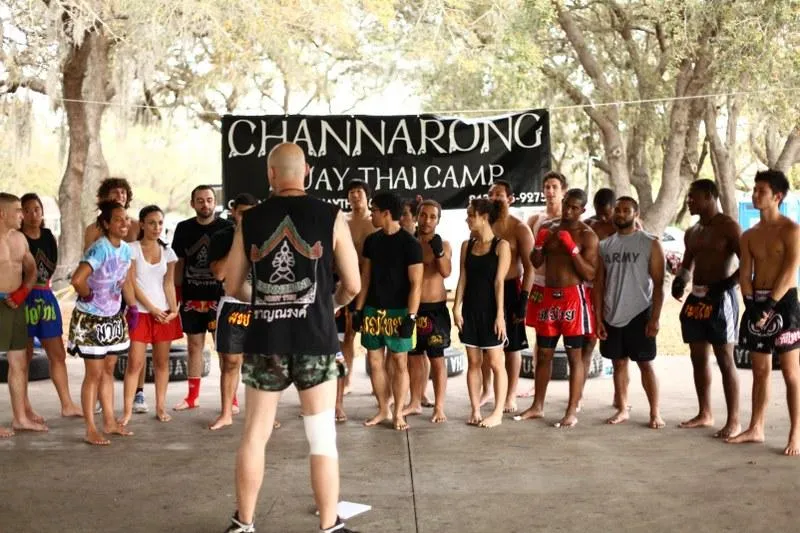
[2,347,800,533]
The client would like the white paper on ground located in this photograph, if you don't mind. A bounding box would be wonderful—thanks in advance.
[314,501,372,519]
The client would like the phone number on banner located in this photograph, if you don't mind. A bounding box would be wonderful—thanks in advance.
[468,191,545,204]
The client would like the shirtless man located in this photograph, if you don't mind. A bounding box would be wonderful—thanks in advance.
[0,192,45,437]
[727,170,800,456]
[521,172,567,398]
[517,188,599,428]
[585,188,616,241]
[478,180,534,414]
[404,200,452,423]
[672,180,741,438]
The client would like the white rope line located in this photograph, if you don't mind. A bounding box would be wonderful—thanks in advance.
[11,85,800,116]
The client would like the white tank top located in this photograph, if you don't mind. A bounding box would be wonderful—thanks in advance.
[131,241,178,313]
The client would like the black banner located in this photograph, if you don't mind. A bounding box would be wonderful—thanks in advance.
[221,111,551,209]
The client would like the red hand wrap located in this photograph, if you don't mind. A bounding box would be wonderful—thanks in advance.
[534,228,550,249]
[557,231,580,256]
[8,285,30,306]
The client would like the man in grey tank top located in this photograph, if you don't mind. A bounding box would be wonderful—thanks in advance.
[593,196,666,429]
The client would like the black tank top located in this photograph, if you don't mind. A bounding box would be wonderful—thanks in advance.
[24,228,58,285]
[241,195,340,356]
[463,237,499,315]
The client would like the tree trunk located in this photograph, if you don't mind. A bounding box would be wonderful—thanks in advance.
[774,123,800,175]
[54,30,112,282]
[54,35,93,283]
[598,124,632,196]
[627,111,654,213]
[704,96,739,217]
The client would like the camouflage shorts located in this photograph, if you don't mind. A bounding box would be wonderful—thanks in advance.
[242,353,340,392]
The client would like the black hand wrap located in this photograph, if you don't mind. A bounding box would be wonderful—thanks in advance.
[398,314,416,338]
[429,234,445,258]
[671,276,687,299]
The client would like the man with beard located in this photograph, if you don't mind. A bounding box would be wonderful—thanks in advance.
[171,185,233,411]
[478,180,534,414]
[520,172,567,398]
[594,196,665,429]
[728,170,800,456]
[516,188,598,428]
[404,199,452,423]
[672,179,741,438]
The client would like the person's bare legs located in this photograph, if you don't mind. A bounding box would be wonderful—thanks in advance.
[607,359,630,424]
[101,355,132,437]
[342,321,356,394]
[298,379,341,530]
[20,344,44,424]
[479,357,492,406]
[210,354,243,430]
[35,337,81,417]
[556,347,584,428]
[364,348,391,427]
[120,341,146,426]
[481,347,508,428]
[679,342,714,429]
[518,340,537,398]
[8,350,47,432]
[779,349,800,456]
[504,350,521,413]
[174,332,205,410]
[82,358,108,445]
[515,346,552,420]
[421,356,433,406]
[466,347,483,425]
[638,360,664,429]
[152,341,171,422]
[390,351,410,430]
[403,354,427,416]
[234,385,281,525]
[579,336,596,410]
[711,343,740,438]
[727,352,770,445]
[430,355,447,423]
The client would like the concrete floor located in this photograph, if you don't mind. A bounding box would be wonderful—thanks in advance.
[1,354,799,533]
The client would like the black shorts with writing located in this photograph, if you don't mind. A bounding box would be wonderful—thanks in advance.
[180,300,218,335]
[680,286,739,345]
[410,301,452,358]
[215,297,250,354]
[600,307,657,362]
[739,289,800,355]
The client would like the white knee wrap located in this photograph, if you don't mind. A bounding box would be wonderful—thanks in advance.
[303,409,338,458]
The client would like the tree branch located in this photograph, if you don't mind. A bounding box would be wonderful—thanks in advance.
[775,123,800,174]
[540,63,614,134]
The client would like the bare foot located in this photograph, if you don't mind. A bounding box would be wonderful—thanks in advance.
[679,413,714,429]
[0,426,14,438]
[554,413,578,428]
[421,396,434,408]
[479,412,503,428]
[364,410,392,427]
[713,422,741,439]
[208,415,233,431]
[576,401,582,414]
[431,409,447,423]
[784,434,800,456]
[104,424,134,437]
[12,419,48,432]
[173,399,198,411]
[273,420,281,429]
[479,391,492,407]
[343,385,352,396]
[156,410,172,422]
[503,401,518,414]
[117,414,132,428]
[401,404,423,417]
[649,415,666,429]
[467,411,483,426]
[512,406,543,421]
[335,408,348,423]
[606,408,630,425]
[394,416,409,431]
[25,409,45,425]
[61,404,83,418]
[517,387,535,398]
[84,429,110,446]
[726,427,765,445]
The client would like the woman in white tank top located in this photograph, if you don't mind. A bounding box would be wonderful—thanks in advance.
[120,205,181,424]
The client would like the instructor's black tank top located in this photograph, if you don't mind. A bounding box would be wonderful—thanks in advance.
[463,237,499,315]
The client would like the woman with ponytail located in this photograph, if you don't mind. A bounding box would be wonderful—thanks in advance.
[120,205,181,424]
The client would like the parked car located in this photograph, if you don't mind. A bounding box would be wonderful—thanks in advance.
[661,226,685,275]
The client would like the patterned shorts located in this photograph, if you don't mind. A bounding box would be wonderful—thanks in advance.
[68,309,130,359]
[242,353,339,392]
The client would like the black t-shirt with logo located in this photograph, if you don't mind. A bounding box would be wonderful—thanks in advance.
[363,229,423,309]
[24,228,58,285]
[208,224,235,263]
[171,217,233,301]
